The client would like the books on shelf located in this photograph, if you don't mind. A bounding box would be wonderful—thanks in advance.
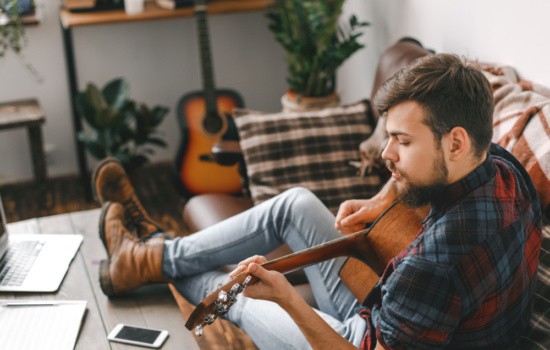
[155,0,194,10]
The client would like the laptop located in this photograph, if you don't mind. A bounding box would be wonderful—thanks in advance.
[0,195,83,292]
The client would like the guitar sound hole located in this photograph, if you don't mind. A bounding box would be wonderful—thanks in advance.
[203,116,223,134]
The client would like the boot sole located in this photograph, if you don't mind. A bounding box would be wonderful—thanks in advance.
[91,157,123,204]
[98,201,113,252]
[99,259,117,297]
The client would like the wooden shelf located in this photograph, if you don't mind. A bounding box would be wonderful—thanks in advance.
[21,13,40,25]
[60,0,274,28]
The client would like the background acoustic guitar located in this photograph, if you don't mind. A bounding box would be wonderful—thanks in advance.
[186,202,429,336]
[175,0,244,195]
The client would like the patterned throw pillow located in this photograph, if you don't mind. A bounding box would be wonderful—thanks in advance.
[234,101,383,214]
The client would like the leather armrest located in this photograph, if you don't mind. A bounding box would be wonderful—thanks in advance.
[183,193,253,232]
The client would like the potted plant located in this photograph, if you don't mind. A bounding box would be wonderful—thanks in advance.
[266,0,368,111]
[76,78,169,172]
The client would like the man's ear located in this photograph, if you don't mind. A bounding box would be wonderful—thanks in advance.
[446,126,471,161]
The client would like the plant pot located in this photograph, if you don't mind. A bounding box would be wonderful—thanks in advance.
[281,91,340,113]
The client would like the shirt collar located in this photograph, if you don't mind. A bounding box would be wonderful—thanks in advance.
[428,153,495,215]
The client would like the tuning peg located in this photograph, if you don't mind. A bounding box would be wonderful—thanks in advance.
[195,324,203,337]
[204,313,217,325]
[216,302,230,315]
[229,283,241,297]
[217,290,228,303]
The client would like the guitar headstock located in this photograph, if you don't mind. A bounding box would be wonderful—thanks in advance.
[185,271,257,335]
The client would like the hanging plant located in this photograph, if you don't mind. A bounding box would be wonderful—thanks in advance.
[0,0,32,57]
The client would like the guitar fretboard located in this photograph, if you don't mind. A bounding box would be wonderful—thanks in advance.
[194,1,218,117]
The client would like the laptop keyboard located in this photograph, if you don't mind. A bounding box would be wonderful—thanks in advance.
[0,240,44,286]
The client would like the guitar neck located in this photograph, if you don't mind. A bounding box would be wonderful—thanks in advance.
[262,230,368,274]
[194,0,217,115]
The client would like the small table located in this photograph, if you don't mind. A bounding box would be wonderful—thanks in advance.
[3,209,199,349]
[0,99,48,184]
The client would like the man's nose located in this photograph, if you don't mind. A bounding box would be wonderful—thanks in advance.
[381,138,397,162]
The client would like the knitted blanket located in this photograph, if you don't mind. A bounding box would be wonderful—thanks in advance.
[475,62,550,219]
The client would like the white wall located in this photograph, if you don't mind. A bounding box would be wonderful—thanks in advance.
[2,0,549,182]
[344,0,550,101]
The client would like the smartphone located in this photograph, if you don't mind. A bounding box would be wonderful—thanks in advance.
[107,324,169,348]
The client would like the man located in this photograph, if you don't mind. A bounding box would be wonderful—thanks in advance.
[95,53,542,349]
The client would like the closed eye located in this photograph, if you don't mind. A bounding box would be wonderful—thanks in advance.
[397,139,410,146]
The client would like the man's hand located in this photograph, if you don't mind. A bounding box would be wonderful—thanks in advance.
[231,258,358,349]
[335,179,396,234]
[335,199,383,234]
[230,255,297,307]
[358,117,388,176]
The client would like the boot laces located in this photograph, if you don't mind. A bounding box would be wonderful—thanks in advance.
[123,197,146,222]
[122,198,162,238]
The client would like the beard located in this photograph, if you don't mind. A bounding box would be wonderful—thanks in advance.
[387,151,449,207]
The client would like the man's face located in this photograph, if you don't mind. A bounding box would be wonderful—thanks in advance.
[382,101,449,207]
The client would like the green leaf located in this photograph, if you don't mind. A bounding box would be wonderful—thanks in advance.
[102,78,129,110]
[77,133,107,159]
[113,151,132,166]
[75,92,99,129]
[146,136,168,148]
[151,106,169,126]
[85,83,107,112]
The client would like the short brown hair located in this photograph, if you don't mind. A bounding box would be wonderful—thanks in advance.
[374,53,494,156]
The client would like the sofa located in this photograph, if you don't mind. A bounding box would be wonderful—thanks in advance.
[172,38,550,348]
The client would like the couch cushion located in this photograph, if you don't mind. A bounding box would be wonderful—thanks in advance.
[520,224,550,349]
[234,101,382,214]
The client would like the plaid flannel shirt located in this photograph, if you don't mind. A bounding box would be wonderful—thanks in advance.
[361,144,542,349]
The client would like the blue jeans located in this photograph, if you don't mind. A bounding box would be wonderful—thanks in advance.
[164,187,367,349]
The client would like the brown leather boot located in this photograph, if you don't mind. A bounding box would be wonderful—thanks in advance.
[99,202,168,296]
[98,201,135,254]
[92,157,168,239]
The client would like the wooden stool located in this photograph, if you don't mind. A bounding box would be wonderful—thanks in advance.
[0,99,47,183]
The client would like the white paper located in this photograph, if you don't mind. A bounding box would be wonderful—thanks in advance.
[0,300,87,350]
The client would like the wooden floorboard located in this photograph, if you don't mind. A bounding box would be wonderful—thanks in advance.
[0,161,257,349]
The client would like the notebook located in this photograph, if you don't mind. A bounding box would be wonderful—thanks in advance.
[0,299,87,350]
[0,195,83,292]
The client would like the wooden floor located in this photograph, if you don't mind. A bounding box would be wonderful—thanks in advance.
[0,161,256,350]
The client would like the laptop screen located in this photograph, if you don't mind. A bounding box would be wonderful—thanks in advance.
[0,194,9,253]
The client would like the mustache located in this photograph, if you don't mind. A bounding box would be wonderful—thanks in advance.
[385,160,396,173]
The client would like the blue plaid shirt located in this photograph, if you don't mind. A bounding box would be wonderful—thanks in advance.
[361,144,542,349]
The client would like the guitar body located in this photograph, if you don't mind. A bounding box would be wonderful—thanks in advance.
[175,89,244,195]
[174,0,246,195]
[338,204,430,304]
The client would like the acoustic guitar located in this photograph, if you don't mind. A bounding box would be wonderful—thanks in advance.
[174,0,244,195]
[186,202,429,335]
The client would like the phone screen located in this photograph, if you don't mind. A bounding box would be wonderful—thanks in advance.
[114,325,162,344]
